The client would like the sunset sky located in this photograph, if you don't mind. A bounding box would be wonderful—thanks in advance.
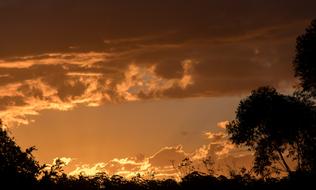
[1,0,316,179]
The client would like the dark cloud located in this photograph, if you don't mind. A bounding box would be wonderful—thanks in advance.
[17,83,44,99]
[0,96,26,110]
[0,0,315,57]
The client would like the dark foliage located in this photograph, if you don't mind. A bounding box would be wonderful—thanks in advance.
[294,19,316,96]
[0,121,40,189]
[25,170,316,190]
[227,87,316,176]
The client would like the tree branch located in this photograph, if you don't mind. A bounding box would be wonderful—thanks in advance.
[277,150,291,174]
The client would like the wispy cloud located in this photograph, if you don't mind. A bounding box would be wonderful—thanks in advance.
[0,52,110,68]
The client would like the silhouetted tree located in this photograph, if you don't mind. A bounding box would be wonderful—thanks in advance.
[0,120,40,189]
[294,19,316,96]
[39,157,70,188]
[292,92,316,172]
[227,87,315,176]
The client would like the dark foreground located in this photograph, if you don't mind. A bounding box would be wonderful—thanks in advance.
[1,171,315,190]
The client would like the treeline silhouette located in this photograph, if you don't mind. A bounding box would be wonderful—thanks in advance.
[1,19,316,190]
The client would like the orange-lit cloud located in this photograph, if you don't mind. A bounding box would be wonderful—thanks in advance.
[217,120,229,129]
[69,162,106,176]
[0,52,109,68]
[66,121,253,179]
[67,142,252,180]
[53,157,72,166]
[0,52,194,126]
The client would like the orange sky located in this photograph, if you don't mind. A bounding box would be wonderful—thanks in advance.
[1,0,315,179]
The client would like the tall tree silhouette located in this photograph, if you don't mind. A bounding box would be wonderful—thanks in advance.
[0,120,40,188]
[226,87,315,176]
[294,19,316,96]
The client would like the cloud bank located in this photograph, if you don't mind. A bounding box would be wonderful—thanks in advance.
[66,121,253,180]
[0,53,194,125]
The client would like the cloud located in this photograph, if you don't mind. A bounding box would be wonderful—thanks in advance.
[53,157,72,166]
[0,52,109,68]
[66,121,253,179]
[217,120,229,129]
[67,146,186,179]
[115,60,194,101]
[0,53,194,126]
[67,142,252,180]
[69,162,106,176]
[205,131,227,142]
[1,1,315,56]
[148,145,187,168]
[204,121,229,143]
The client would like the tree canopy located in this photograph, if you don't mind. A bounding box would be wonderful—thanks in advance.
[226,87,316,176]
[294,19,316,96]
